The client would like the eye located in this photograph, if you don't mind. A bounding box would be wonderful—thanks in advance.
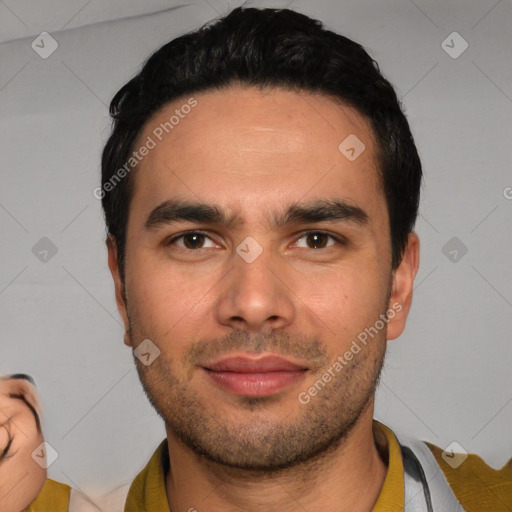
[165,231,218,250]
[294,231,344,250]
[165,230,345,251]
[0,422,14,462]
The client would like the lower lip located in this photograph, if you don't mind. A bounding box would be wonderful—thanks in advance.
[203,369,307,397]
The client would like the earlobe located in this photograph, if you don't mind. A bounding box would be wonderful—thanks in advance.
[386,232,420,341]
[123,329,132,348]
[106,235,131,344]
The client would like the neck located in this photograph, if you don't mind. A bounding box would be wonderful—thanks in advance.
[164,404,388,512]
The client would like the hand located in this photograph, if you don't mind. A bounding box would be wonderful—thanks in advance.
[0,375,47,512]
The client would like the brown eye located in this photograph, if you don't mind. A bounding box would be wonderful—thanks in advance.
[166,231,217,250]
[307,232,329,249]
[182,233,206,249]
[295,231,341,250]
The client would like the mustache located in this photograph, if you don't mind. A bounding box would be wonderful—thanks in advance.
[184,329,329,370]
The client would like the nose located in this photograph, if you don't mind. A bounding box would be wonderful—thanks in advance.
[215,244,296,333]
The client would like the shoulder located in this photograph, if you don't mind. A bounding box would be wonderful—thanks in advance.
[69,482,132,512]
[86,440,168,512]
[426,441,512,512]
[25,478,71,512]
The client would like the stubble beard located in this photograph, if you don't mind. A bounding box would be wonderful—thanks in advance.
[129,321,387,474]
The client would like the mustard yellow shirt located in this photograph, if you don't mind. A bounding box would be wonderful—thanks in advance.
[24,478,71,512]
[124,420,512,512]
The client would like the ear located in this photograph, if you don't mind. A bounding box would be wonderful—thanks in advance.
[386,232,420,340]
[106,235,132,347]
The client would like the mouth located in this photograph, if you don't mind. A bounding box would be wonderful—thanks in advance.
[201,354,309,397]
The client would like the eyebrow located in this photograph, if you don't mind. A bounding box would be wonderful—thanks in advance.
[145,198,369,231]
[8,393,41,434]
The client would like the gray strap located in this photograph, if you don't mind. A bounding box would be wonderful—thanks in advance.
[395,431,467,512]
[401,444,434,511]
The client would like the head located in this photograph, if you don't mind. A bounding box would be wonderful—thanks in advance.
[103,7,421,471]
[0,375,46,512]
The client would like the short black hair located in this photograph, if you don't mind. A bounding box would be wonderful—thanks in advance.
[101,6,422,281]
[8,373,36,386]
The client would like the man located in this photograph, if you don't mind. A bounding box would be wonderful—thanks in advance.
[100,6,512,511]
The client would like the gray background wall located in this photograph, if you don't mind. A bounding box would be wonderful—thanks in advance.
[1,0,511,499]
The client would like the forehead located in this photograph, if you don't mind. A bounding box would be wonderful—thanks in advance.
[129,86,384,225]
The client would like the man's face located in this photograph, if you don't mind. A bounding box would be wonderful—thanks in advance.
[108,86,417,470]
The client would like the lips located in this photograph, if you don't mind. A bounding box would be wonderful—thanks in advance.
[202,355,308,397]
[204,355,307,373]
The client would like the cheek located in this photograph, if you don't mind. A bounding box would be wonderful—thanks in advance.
[14,414,45,464]
[19,431,47,486]
[126,258,217,350]
[127,253,182,311]
[129,243,215,301]
[306,263,388,329]
[0,423,46,511]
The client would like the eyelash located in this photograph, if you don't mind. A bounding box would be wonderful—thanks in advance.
[165,230,346,250]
